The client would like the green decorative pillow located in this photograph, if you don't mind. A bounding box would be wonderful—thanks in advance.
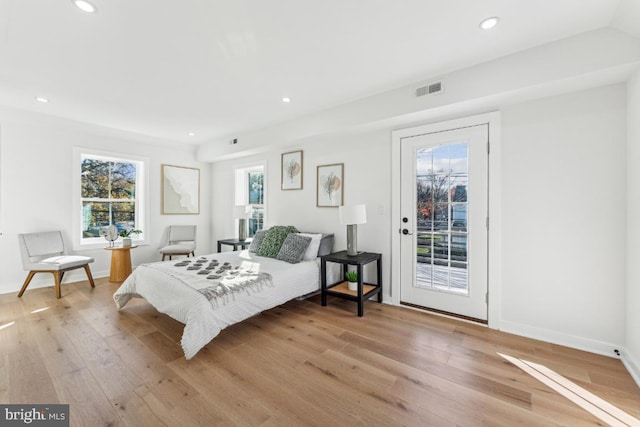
[257,225,299,258]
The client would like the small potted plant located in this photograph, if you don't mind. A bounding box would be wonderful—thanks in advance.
[345,270,358,291]
[119,229,142,247]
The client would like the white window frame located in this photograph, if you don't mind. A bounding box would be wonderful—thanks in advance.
[72,147,150,250]
[234,161,266,237]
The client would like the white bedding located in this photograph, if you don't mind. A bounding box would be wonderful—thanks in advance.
[113,250,320,359]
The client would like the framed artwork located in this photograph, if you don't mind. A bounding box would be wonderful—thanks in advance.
[281,150,303,190]
[161,164,200,214]
[316,163,344,207]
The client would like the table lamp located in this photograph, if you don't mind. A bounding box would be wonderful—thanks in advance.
[339,204,367,256]
[234,205,251,240]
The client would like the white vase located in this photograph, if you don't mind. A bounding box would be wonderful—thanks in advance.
[122,237,132,247]
[348,281,358,291]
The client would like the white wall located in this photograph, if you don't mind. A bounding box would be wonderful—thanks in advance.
[198,28,640,162]
[626,69,640,381]
[500,85,627,354]
[0,113,212,295]
[209,83,629,358]
[211,130,391,288]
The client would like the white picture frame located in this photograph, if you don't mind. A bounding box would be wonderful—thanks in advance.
[162,164,200,214]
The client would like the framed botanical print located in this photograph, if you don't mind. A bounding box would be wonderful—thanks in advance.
[316,163,343,207]
[281,150,303,190]
[161,164,200,214]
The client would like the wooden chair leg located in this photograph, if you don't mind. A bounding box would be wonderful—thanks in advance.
[52,271,62,299]
[84,265,96,288]
[17,271,37,297]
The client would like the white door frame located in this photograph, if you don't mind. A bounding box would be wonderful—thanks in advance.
[391,112,502,328]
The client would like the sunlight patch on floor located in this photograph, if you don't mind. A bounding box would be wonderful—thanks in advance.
[498,352,640,426]
[30,307,49,314]
[0,321,15,331]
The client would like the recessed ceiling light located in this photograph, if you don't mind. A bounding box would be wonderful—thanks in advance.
[35,97,49,103]
[281,97,291,103]
[479,16,499,30]
[187,132,195,137]
[72,0,97,14]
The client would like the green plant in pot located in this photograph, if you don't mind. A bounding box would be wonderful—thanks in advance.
[119,229,142,247]
[345,270,358,291]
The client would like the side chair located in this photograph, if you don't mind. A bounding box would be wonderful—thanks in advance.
[159,225,197,261]
[18,230,95,299]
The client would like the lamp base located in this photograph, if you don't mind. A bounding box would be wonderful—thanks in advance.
[346,224,358,256]
[238,218,248,241]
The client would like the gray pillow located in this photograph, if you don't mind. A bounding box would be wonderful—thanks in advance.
[318,233,335,256]
[299,232,335,257]
[277,234,312,264]
[249,229,267,253]
[258,225,299,258]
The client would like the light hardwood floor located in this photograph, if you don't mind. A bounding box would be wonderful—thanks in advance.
[1,278,639,426]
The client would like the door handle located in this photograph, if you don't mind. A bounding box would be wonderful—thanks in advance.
[401,229,413,235]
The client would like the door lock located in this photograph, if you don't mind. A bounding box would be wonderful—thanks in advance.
[402,229,412,235]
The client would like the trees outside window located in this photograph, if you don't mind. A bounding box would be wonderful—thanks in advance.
[80,153,145,244]
[235,164,266,238]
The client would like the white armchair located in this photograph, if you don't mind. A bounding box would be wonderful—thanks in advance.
[18,231,95,299]
[159,225,197,261]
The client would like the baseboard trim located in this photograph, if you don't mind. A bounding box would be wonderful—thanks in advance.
[498,319,621,359]
[620,348,640,388]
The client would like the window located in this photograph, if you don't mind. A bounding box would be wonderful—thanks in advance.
[235,163,265,237]
[74,149,148,248]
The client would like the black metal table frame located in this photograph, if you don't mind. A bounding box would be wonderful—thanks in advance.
[217,238,252,253]
[320,250,382,317]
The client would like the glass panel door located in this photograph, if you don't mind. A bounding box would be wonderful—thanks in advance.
[400,125,488,321]
[416,142,469,294]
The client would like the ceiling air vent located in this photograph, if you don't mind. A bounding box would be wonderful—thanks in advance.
[415,81,443,97]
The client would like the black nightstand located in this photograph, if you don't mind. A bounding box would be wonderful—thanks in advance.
[320,250,382,316]
[217,238,252,252]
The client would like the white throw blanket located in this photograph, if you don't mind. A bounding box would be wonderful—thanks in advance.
[144,256,273,306]
[114,250,319,359]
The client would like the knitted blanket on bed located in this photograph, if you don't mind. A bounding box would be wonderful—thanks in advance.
[144,256,273,306]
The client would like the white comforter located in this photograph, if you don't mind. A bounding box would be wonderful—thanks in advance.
[113,250,320,359]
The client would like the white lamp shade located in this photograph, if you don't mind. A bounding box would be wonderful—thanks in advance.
[234,205,251,218]
[339,204,367,225]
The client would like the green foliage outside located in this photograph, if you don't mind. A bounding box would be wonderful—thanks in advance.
[81,158,137,238]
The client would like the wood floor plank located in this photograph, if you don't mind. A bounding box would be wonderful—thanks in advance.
[111,390,168,427]
[168,355,273,426]
[1,282,638,426]
[138,331,184,363]
[52,367,122,426]
[213,345,344,426]
[0,353,8,402]
[7,345,60,404]
[28,316,87,379]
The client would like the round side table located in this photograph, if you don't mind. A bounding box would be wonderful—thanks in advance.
[104,245,138,282]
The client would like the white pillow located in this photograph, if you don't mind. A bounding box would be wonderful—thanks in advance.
[297,233,323,261]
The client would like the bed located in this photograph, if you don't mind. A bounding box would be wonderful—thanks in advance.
[113,230,333,359]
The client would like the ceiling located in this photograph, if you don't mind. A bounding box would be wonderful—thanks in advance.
[0,0,637,145]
